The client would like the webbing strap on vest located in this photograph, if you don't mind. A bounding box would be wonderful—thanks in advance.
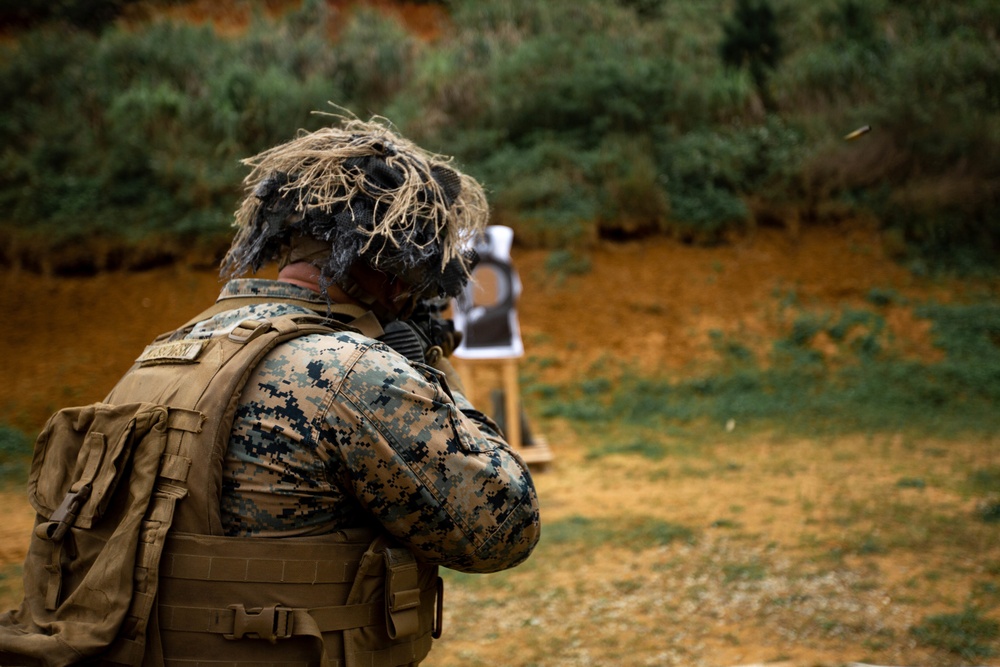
[105,486,187,667]
[156,601,380,637]
[147,529,440,667]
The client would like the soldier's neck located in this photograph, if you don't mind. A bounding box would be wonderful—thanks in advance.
[277,262,360,306]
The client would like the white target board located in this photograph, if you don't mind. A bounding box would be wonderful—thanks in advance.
[452,225,523,359]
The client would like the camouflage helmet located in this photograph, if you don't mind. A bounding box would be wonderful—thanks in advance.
[221,116,488,299]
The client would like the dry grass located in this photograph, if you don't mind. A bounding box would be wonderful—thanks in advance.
[428,430,1000,667]
[3,430,996,665]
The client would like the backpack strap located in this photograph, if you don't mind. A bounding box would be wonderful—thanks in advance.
[102,407,207,666]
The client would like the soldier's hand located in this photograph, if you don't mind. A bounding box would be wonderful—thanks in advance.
[436,329,462,359]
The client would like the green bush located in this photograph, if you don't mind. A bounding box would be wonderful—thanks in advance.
[404,0,705,245]
[0,1,412,270]
[719,0,783,109]
[779,41,887,105]
[0,0,997,271]
[330,8,414,113]
[655,118,804,241]
[861,28,999,272]
[474,139,601,247]
[483,32,684,148]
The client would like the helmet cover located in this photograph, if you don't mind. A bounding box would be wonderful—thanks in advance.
[221,117,488,299]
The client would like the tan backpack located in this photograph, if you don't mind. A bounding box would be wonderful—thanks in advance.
[0,314,440,667]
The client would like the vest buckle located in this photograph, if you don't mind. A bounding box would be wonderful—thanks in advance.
[228,319,271,344]
[37,485,92,542]
[225,604,294,643]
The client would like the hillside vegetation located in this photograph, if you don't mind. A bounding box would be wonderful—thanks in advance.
[1,0,998,274]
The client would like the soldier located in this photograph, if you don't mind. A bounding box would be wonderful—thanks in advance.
[215,118,541,559]
[0,117,540,667]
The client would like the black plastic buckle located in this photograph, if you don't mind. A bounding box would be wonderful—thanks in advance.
[225,604,293,643]
[45,485,92,542]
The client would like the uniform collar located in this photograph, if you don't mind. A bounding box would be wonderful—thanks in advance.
[218,279,328,305]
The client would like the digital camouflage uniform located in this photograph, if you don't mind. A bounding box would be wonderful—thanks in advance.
[185,278,540,574]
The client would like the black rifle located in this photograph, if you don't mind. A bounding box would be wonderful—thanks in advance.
[380,298,461,365]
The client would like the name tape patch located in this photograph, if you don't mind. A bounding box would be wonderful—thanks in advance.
[136,340,204,364]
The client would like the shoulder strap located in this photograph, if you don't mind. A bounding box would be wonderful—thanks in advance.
[107,314,349,536]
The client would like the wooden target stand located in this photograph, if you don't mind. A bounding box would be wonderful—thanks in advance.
[452,356,554,470]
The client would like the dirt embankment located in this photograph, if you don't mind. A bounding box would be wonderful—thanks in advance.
[0,225,952,434]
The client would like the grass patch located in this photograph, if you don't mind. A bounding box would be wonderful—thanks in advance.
[440,568,516,592]
[542,515,696,551]
[543,249,592,281]
[977,500,1000,524]
[966,467,1000,523]
[585,437,667,460]
[434,414,997,666]
[723,559,767,583]
[536,299,1000,439]
[967,467,1000,495]
[910,607,999,661]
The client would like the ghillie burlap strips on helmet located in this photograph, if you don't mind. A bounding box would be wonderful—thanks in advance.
[221,117,488,298]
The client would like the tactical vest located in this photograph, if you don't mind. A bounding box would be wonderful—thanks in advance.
[0,313,441,667]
